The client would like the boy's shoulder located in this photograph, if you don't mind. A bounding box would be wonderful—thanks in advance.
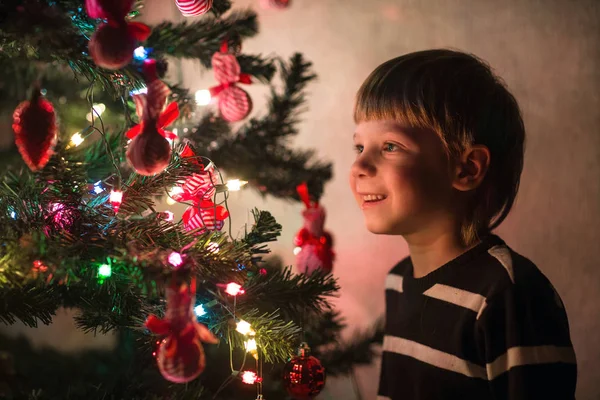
[458,236,565,311]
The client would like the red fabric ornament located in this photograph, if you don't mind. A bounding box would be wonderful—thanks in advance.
[209,44,252,122]
[126,60,178,176]
[175,0,213,17]
[145,279,218,383]
[173,146,229,233]
[12,90,58,171]
[283,343,326,399]
[260,0,291,9]
[294,183,335,275]
[86,0,151,70]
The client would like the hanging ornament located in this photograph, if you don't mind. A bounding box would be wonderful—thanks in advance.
[86,0,151,70]
[283,342,326,399]
[209,42,253,122]
[260,0,291,9]
[172,146,229,233]
[12,88,58,171]
[175,0,213,17]
[293,183,335,275]
[126,59,178,176]
[145,279,218,383]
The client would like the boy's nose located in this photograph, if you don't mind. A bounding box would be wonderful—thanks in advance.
[351,155,376,178]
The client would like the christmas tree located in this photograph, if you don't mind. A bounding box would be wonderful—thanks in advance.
[0,1,382,399]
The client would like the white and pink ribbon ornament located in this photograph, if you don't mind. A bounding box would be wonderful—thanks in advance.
[175,0,213,17]
[209,43,253,122]
[126,59,179,176]
[172,146,229,233]
[86,0,151,70]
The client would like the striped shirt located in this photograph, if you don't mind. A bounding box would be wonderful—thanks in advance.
[378,234,577,400]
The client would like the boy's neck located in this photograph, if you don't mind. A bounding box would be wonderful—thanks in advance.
[404,229,480,279]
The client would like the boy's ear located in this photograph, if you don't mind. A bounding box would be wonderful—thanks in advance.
[452,145,490,192]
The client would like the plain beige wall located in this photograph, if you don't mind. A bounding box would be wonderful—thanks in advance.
[144,1,600,398]
[1,1,597,399]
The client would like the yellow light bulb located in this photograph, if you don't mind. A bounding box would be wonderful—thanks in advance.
[226,179,248,192]
[236,320,253,335]
[70,132,84,147]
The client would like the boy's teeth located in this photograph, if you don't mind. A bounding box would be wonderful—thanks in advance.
[363,194,386,202]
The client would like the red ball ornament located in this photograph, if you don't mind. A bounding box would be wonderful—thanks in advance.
[175,0,213,17]
[283,343,326,400]
[12,90,58,171]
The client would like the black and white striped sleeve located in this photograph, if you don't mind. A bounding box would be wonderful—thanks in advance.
[475,280,577,400]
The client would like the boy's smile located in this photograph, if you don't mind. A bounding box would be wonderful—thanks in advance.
[350,119,453,235]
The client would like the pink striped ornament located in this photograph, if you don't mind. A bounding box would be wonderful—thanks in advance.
[210,51,253,122]
[175,0,213,17]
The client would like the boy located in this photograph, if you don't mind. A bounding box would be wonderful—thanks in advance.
[350,50,577,399]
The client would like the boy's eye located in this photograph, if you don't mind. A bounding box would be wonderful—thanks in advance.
[354,144,364,154]
[384,142,400,152]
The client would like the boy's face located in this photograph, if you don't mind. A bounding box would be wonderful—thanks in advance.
[350,120,455,235]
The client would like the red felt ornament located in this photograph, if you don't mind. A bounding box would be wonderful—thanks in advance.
[175,0,213,17]
[293,183,335,275]
[145,279,218,383]
[260,0,291,9]
[86,0,151,70]
[209,43,253,122]
[12,89,58,171]
[126,60,178,176]
[283,343,326,400]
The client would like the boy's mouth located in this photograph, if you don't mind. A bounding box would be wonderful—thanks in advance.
[360,193,388,208]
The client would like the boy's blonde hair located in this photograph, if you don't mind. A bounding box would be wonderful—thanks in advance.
[354,49,525,245]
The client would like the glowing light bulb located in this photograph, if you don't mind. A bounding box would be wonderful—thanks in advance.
[86,103,106,122]
[98,264,112,278]
[168,251,183,267]
[109,190,123,213]
[92,181,103,194]
[226,179,248,192]
[70,132,85,147]
[9,210,16,219]
[225,282,245,296]
[133,46,148,60]
[207,242,220,253]
[163,210,174,222]
[236,320,253,335]
[33,260,48,272]
[130,87,148,96]
[245,338,257,352]
[241,371,259,385]
[194,304,206,317]
[195,89,212,106]
[167,186,184,205]
[293,246,302,256]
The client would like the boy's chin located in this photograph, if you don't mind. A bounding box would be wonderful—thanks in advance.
[364,219,404,235]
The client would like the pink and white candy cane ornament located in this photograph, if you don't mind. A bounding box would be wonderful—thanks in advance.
[209,43,253,122]
[175,0,213,17]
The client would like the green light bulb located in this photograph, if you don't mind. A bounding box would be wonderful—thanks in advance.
[98,264,111,278]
